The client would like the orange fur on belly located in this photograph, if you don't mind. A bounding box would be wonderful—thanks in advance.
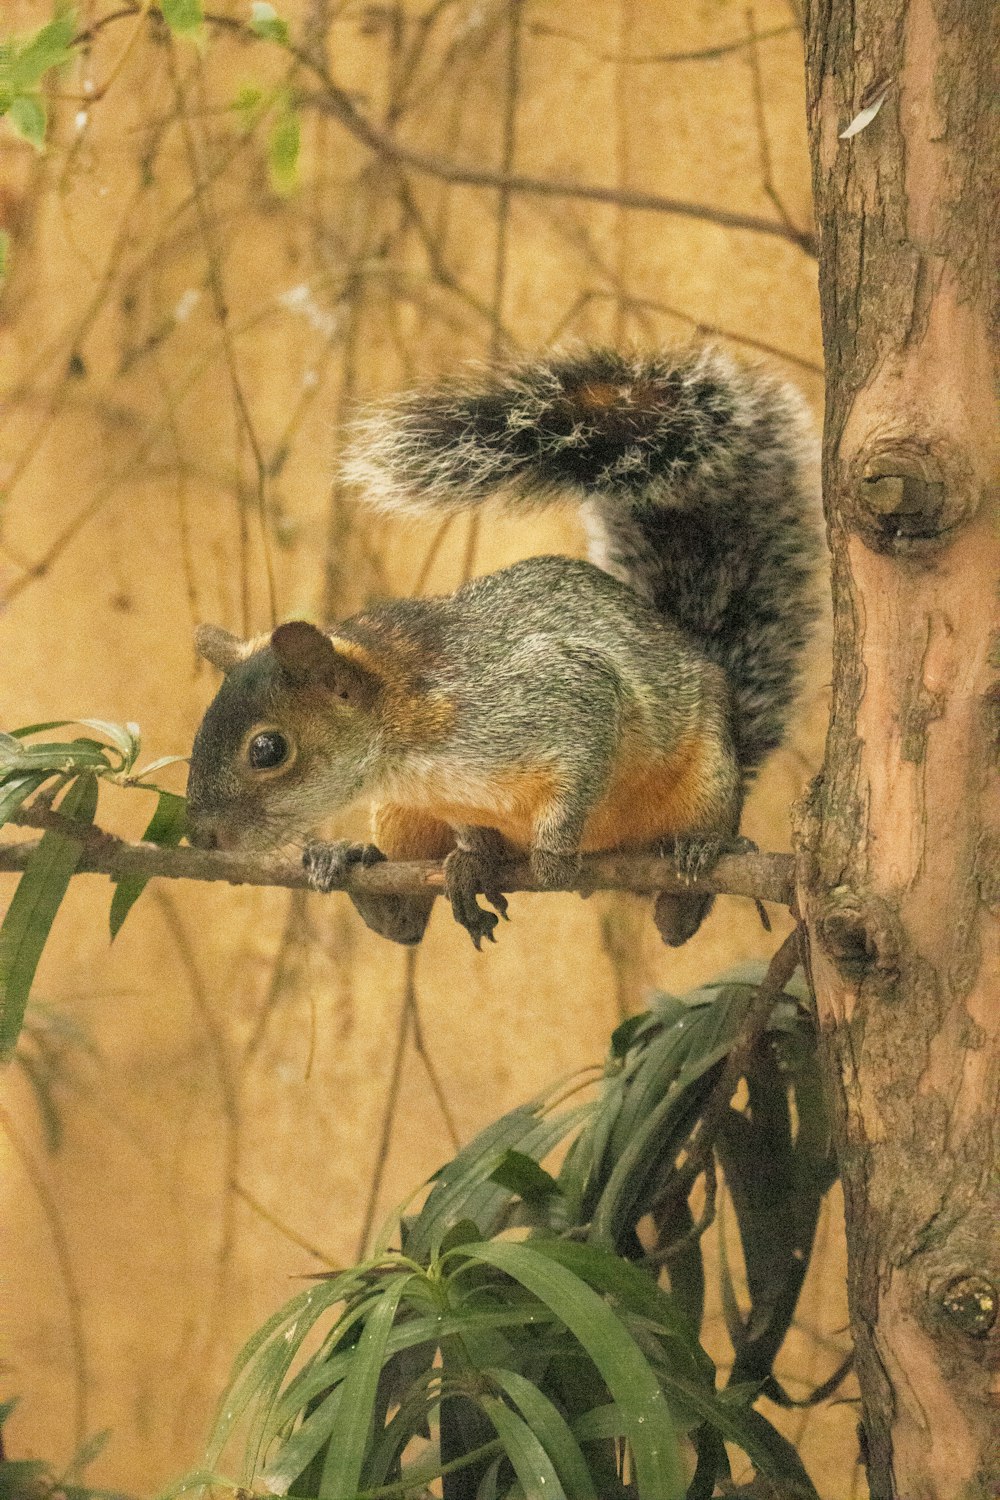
[379,735,725,857]
[580,735,724,851]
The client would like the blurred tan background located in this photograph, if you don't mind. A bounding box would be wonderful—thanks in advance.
[0,1,858,1494]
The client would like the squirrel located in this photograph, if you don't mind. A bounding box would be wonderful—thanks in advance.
[186,345,820,949]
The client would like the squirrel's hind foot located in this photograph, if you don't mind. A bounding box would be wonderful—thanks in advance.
[667,832,757,883]
[653,833,756,947]
[444,846,510,950]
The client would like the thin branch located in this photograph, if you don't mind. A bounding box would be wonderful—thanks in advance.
[531,20,799,65]
[649,925,803,1232]
[0,812,795,906]
[356,948,417,1258]
[0,1099,89,1451]
[299,79,818,255]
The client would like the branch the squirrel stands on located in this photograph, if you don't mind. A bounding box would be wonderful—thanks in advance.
[0,806,795,907]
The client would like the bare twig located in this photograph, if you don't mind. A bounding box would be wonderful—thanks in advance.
[1,810,796,906]
[648,925,803,1236]
[0,1099,89,1450]
[356,948,418,1258]
[299,79,818,255]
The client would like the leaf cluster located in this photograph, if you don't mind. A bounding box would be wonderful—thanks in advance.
[0,10,77,152]
[168,968,839,1499]
[0,1398,128,1500]
[0,721,186,1059]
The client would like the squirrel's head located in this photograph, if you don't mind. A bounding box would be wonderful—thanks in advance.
[186,620,382,853]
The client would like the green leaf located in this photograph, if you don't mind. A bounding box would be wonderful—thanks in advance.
[407,1095,591,1262]
[531,1240,709,1381]
[478,1395,567,1500]
[0,773,98,1058]
[268,106,300,195]
[60,1427,111,1482]
[259,1384,343,1493]
[132,753,188,782]
[0,1459,53,1497]
[5,10,77,91]
[319,1275,413,1497]
[75,718,140,768]
[609,1010,649,1057]
[160,0,204,39]
[8,93,47,150]
[458,1241,687,1500]
[6,721,76,739]
[1,740,111,774]
[109,791,187,939]
[270,1305,557,1432]
[232,83,266,129]
[249,2,289,44]
[488,1150,561,1205]
[485,1368,597,1500]
[0,770,52,830]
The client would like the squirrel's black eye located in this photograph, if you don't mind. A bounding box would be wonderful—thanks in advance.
[248,730,289,770]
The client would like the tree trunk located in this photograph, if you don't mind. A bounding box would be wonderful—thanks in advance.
[800,2,1000,1496]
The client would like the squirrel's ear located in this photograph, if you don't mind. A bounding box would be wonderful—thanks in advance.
[270,621,379,708]
[195,624,250,674]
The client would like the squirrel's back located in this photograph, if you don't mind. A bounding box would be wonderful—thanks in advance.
[343,345,820,775]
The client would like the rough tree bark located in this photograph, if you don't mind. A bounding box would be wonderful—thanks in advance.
[800,2,1000,1496]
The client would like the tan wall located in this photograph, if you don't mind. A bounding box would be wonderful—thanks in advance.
[0,1,856,1494]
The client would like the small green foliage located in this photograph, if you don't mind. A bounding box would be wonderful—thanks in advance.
[8,92,47,150]
[160,0,204,41]
[0,772,98,1060]
[268,99,300,195]
[109,790,187,939]
[0,1398,127,1500]
[0,8,78,151]
[0,720,187,1055]
[249,2,290,46]
[232,82,267,129]
[176,968,833,1500]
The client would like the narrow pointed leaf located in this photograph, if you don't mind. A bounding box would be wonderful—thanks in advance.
[0,770,51,829]
[459,1241,686,1500]
[259,1385,343,1493]
[319,1275,413,1496]
[110,791,187,938]
[478,1395,567,1500]
[0,773,98,1058]
[485,1368,597,1499]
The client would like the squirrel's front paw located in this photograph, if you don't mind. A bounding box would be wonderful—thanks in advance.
[444,848,509,950]
[303,838,386,893]
[668,833,756,883]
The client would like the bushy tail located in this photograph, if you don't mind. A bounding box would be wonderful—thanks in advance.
[342,346,820,773]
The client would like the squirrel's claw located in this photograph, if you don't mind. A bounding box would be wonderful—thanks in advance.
[668,832,757,884]
[303,838,386,892]
[444,847,509,949]
[653,833,758,946]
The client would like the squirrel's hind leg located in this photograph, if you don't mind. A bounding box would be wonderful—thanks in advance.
[445,825,510,949]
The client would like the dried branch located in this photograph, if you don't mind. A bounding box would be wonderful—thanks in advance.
[300,79,818,255]
[0,812,795,907]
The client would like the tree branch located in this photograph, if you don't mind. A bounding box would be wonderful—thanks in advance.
[0,815,794,906]
[141,6,818,257]
[298,80,818,255]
